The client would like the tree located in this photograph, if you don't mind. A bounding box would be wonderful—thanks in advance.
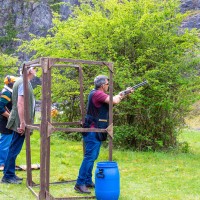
[0,53,18,88]
[18,0,200,150]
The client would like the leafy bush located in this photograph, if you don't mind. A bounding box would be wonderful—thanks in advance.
[110,125,176,151]
[0,53,18,87]
[18,0,200,150]
[112,125,141,150]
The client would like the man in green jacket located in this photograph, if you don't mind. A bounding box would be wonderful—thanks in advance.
[1,64,36,184]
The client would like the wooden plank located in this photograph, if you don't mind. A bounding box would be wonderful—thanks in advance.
[54,127,107,133]
[25,58,40,66]
[55,58,112,66]
[26,125,40,130]
[52,64,79,68]
[39,58,49,200]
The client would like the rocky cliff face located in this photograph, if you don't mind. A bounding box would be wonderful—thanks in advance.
[0,0,78,60]
[0,0,199,61]
[181,0,200,12]
[181,0,200,29]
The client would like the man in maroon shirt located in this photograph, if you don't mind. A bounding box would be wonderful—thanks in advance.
[74,75,133,194]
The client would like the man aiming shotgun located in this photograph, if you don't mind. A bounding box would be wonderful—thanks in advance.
[74,75,147,194]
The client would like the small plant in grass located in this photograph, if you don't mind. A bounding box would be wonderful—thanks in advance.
[176,141,190,153]
[58,176,67,181]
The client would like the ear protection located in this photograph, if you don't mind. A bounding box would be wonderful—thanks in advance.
[4,75,17,85]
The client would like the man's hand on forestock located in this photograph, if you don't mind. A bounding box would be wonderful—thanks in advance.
[125,87,134,95]
[119,87,134,99]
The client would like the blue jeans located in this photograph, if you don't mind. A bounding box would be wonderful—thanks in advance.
[0,132,13,166]
[76,132,101,186]
[3,131,25,179]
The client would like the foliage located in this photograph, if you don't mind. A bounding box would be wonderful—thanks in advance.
[0,14,18,54]
[0,13,18,85]
[49,1,74,13]
[0,53,18,88]
[18,0,200,150]
[113,125,165,151]
[111,125,190,152]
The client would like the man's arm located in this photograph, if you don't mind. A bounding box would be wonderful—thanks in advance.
[1,110,10,118]
[105,94,123,105]
[17,95,25,134]
[0,93,11,118]
[105,88,134,105]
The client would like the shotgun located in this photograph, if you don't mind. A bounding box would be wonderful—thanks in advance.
[120,80,148,95]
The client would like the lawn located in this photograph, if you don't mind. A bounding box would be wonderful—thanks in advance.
[0,129,200,200]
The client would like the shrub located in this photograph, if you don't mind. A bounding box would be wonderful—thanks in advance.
[19,0,200,150]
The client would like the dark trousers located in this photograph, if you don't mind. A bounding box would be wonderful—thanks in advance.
[3,131,25,179]
[76,132,101,185]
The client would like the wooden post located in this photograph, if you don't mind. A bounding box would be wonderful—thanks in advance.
[39,58,49,200]
[46,58,52,192]
[23,65,33,186]
[108,63,114,161]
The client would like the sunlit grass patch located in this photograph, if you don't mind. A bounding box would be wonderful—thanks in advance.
[1,129,200,199]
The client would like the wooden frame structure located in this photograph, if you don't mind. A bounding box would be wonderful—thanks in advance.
[22,57,114,200]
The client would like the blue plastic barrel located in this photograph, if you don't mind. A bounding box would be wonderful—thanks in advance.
[95,161,120,200]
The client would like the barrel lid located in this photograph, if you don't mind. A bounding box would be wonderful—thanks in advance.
[97,161,118,168]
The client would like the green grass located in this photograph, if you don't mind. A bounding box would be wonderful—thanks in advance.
[1,129,200,199]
